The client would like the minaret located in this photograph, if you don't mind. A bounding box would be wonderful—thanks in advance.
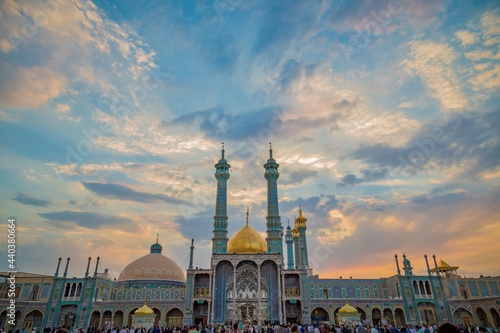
[285,220,294,270]
[295,206,309,268]
[189,239,194,269]
[264,143,283,254]
[292,227,301,268]
[212,143,230,254]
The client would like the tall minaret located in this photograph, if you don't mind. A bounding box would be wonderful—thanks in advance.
[295,206,309,268]
[264,143,283,254]
[292,227,301,268]
[212,143,230,254]
[285,220,295,270]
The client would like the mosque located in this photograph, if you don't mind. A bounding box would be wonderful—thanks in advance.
[1,147,500,331]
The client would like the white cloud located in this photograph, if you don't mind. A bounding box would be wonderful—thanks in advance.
[455,30,477,47]
[468,64,500,90]
[403,41,468,111]
[55,104,71,113]
[465,50,500,61]
[480,10,500,46]
[0,64,67,109]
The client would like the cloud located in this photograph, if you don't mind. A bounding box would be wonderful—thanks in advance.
[280,195,344,220]
[337,168,389,187]
[0,63,67,110]
[38,210,132,229]
[480,10,500,46]
[349,109,500,179]
[82,182,187,205]
[328,0,446,33]
[455,30,477,47]
[161,106,284,142]
[11,192,51,207]
[403,40,468,111]
[465,50,500,61]
[281,169,319,186]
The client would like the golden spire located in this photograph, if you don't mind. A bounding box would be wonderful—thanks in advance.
[295,205,307,227]
[156,233,159,243]
[246,206,249,226]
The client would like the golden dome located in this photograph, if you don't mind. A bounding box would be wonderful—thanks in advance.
[118,243,185,283]
[338,302,358,313]
[294,208,307,228]
[135,303,154,314]
[227,211,267,254]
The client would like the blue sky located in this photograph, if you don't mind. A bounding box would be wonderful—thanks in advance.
[0,0,499,279]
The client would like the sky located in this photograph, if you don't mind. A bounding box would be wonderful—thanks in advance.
[0,0,499,280]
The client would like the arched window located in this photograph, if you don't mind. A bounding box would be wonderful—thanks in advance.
[64,283,71,297]
[76,283,83,297]
[30,285,40,300]
[70,282,77,297]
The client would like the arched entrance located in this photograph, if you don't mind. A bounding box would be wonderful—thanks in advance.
[153,308,161,327]
[128,308,138,328]
[356,308,367,323]
[476,307,489,327]
[311,307,329,327]
[114,310,124,328]
[103,310,113,330]
[383,308,394,325]
[23,310,43,332]
[394,308,405,327]
[166,308,183,329]
[452,307,473,327]
[490,308,500,327]
[89,311,100,329]
[372,308,382,326]
[59,305,78,328]
[417,302,436,325]
[285,300,301,324]
[193,301,208,325]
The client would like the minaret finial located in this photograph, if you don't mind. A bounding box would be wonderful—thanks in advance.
[156,233,159,243]
[246,206,249,225]
[221,142,225,159]
[269,142,273,158]
[287,219,290,226]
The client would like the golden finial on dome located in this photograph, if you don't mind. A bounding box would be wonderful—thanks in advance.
[156,233,159,243]
[246,206,249,225]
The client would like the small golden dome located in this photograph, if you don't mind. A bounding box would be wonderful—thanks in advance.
[338,302,358,313]
[294,208,307,228]
[135,303,154,314]
[227,210,267,254]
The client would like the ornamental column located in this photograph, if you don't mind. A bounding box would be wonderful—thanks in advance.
[233,262,237,323]
[212,143,230,254]
[257,264,261,326]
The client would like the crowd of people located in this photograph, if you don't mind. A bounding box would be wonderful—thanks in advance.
[1,322,497,333]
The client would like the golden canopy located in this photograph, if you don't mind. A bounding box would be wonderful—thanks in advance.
[135,303,154,314]
[430,259,459,273]
[338,302,358,313]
